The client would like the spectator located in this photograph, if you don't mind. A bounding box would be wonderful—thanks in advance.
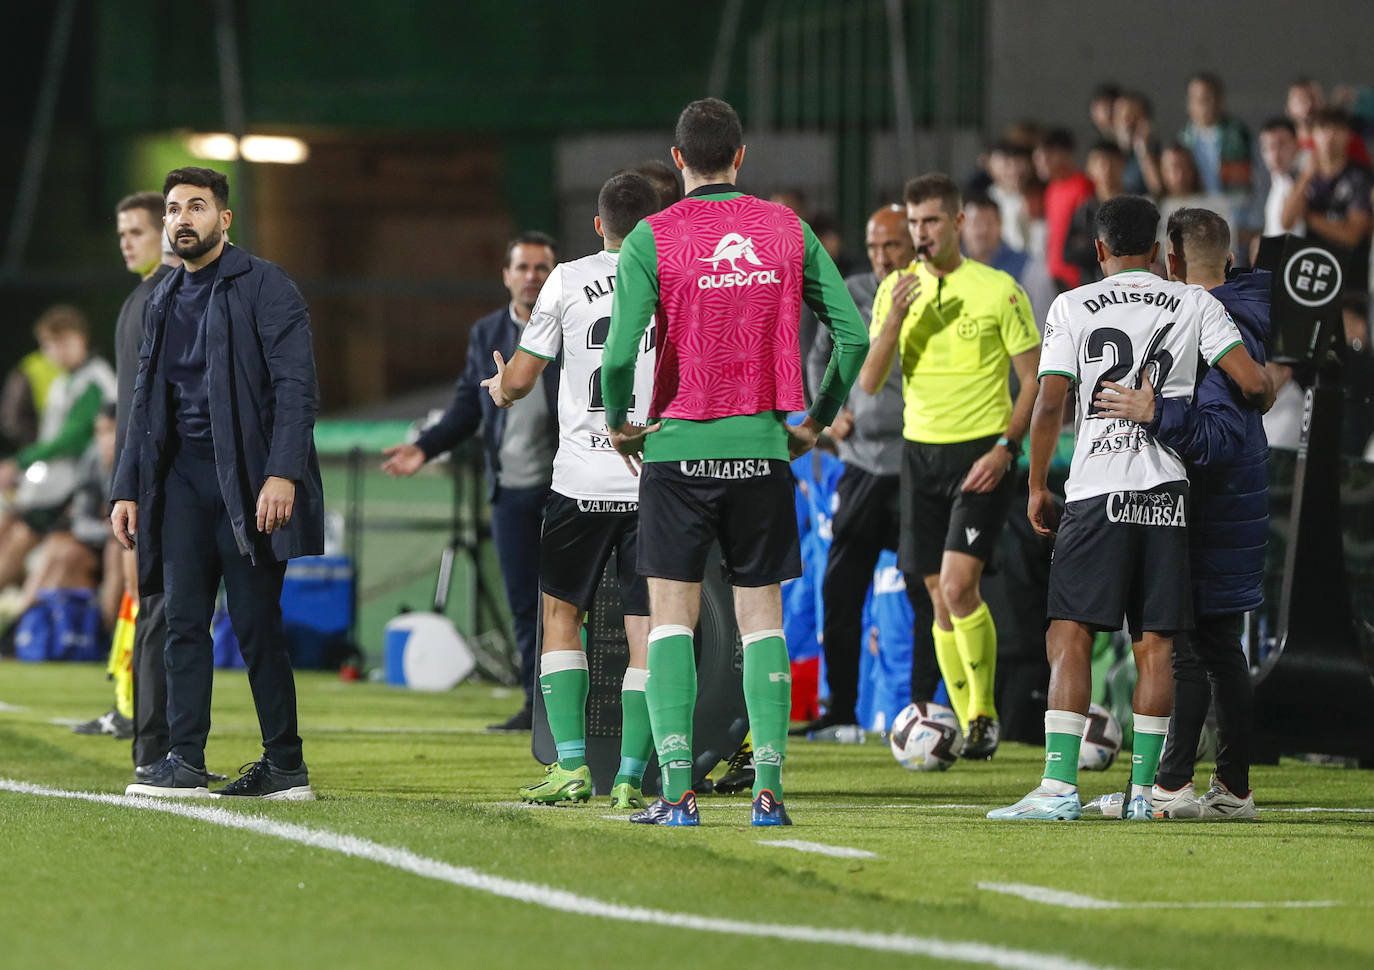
[1113,90,1163,197]
[1342,293,1374,458]
[12,407,123,630]
[987,141,1035,252]
[1288,78,1372,168]
[1064,142,1127,285]
[1282,108,1373,293]
[961,194,1058,328]
[1089,82,1121,141]
[0,345,62,456]
[1260,118,1305,237]
[1179,72,1252,197]
[1035,127,1095,290]
[1158,143,1236,258]
[0,306,114,592]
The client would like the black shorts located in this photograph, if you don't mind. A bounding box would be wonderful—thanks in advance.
[637,458,801,587]
[540,492,649,616]
[898,435,1015,577]
[1046,481,1192,639]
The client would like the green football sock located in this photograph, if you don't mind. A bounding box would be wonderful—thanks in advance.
[1132,713,1170,789]
[931,623,971,730]
[616,666,653,788]
[645,625,697,802]
[742,628,791,801]
[951,602,998,720]
[539,650,589,770]
[1042,709,1086,789]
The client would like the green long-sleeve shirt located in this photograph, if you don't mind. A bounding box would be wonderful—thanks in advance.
[16,382,104,468]
[601,189,868,462]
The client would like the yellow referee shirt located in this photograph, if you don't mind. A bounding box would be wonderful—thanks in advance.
[870,257,1040,444]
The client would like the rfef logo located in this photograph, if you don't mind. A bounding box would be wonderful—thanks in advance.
[1284,246,1342,309]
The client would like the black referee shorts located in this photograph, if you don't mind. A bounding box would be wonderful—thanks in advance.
[898,434,1016,577]
[637,458,801,587]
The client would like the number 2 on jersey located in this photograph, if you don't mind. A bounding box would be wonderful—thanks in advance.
[586,316,654,413]
[1083,322,1175,417]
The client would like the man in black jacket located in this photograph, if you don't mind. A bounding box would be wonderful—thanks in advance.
[111,166,324,800]
[382,233,559,731]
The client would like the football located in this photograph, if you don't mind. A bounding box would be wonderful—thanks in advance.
[889,701,963,772]
[1079,702,1123,771]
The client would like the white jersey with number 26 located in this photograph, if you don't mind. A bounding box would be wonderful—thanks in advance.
[519,250,655,502]
[1039,270,1243,503]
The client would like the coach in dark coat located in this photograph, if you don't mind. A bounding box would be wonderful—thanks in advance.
[114,243,325,589]
[112,166,321,800]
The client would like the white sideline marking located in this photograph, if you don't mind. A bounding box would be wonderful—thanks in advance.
[1270,807,1374,814]
[0,701,26,712]
[978,882,1340,910]
[758,839,877,859]
[0,780,1135,970]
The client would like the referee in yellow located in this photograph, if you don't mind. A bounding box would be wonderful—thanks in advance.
[860,173,1041,760]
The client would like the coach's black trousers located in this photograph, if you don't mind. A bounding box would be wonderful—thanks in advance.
[820,467,901,722]
[161,447,302,770]
[490,483,548,710]
[1155,611,1252,795]
[131,591,167,767]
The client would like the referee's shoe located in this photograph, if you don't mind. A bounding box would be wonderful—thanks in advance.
[961,715,1000,760]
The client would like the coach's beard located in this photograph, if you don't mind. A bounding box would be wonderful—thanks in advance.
[171,226,223,260]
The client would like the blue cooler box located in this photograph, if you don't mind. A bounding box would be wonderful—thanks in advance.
[280,556,355,668]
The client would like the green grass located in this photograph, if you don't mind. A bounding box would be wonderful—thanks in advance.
[1,662,1371,970]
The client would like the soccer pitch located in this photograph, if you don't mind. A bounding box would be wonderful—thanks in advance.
[1,664,1370,970]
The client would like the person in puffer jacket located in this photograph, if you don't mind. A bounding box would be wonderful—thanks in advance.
[1093,207,1269,819]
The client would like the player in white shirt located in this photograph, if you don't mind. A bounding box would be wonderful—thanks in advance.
[481,173,662,809]
[988,196,1271,822]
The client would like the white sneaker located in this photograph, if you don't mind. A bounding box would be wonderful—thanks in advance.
[1082,791,1125,819]
[1198,776,1257,819]
[1152,781,1203,819]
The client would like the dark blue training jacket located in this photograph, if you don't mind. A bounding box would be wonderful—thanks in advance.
[414,306,559,500]
[1147,270,1271,616]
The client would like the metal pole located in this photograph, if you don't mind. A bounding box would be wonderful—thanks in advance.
[1,0,78,281]
[883,0,918,180]
[214,0,253,251]
[707,0,745,98]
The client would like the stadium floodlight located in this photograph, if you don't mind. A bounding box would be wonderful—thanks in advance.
[183,133,309,164]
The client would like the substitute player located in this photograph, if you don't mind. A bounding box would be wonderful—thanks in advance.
[481,173,663,810]
[601,97,868,827]
[989,195,1271,822]
[860,173,1041,759]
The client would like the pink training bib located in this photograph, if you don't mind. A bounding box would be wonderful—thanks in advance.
[646,195,806,420]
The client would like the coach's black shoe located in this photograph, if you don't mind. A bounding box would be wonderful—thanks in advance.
[712,737,755,795]
[134,761,226,783]
[487,706,533,733]
[212,757,315,801]
[73,708,134,739]
[961,715,1001,760]
[125,753,211,798]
